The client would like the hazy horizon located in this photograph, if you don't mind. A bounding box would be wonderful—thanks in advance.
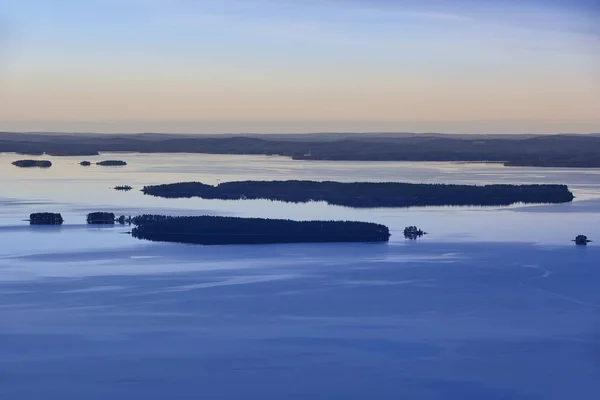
[1,119,600,135]
[1,0,599,134]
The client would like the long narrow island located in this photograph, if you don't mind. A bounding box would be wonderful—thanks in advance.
[142,181,574,208]
[12,160,52,168]
[131,215,391,245]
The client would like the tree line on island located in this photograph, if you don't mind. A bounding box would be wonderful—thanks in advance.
[12,160,52,168]
[28,213,132,225]
[29,213,64,225]
[96,160,127,166]
[404,226,427,240]
[141,180,575,208]
[87,212,132,224]
[80,160,127,166]
[130,215,391,245]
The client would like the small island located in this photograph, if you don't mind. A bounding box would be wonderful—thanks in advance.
[12,160,52,168]
[96,160,127,166]
[116,215,132,225]
[142,180,575,208]
[404,226,427,240]
[80,161,92,166]
[131,215,391,245]
[574,235,592,246]
[87,212,116,224]
[86,212,132,224]
[29,213,63,225]
[114,185,133,191]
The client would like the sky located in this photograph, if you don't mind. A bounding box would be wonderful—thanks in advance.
[0,0,599,134]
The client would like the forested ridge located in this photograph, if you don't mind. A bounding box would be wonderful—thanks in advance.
[2,132,600,167]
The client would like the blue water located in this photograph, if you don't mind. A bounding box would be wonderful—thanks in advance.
[1,153,599,399]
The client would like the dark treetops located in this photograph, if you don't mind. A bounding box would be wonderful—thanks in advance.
[142,180,574,208]
[29,213,63,225]
[96,160,127,166]
[131,215,391,245]
[86,212,131,225]
[574,235,592,245]
[87,212,116,224]
[404,226,427,240]
[12,160,52,168]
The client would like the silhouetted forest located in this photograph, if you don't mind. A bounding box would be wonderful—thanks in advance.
[404,226,426,240]
[142,181,574,208]
[96,160,127,166]
[2,132,600,167]
[87,212,116,224]
[46,150,99,156]
[12,159,52,168]
[29,213,63,225]
[574,235,591,245]
[131,215,391,245]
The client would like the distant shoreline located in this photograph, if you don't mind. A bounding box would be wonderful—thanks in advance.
[2,132,600,168]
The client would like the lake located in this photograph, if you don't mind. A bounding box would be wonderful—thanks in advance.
[1,152,599,399]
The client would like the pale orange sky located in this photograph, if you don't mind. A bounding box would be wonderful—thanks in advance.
[1,0,599,134]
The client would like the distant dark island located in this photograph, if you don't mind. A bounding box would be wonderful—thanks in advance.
[116,215,132,224]
[46,150,99,156]
[29,213,63,225]
[574,235,592,246]
[114,185,133,191]
[130,215,390,245]
[87,212,132,225]
[96,160,127,166]
[142,181,574,208]
[87,212,116,224]
[12,160,52,168]
[80,161,92,166]
[3,132,600,168]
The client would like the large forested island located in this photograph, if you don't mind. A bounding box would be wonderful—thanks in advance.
[142,181,574,207]
[131,215,391,245]
[2,132,600,168]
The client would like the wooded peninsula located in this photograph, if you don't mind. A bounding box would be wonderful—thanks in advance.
[142,181,574,208]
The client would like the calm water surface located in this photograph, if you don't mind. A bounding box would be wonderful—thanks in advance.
[1,153,599,399]
[1,152,599,244]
